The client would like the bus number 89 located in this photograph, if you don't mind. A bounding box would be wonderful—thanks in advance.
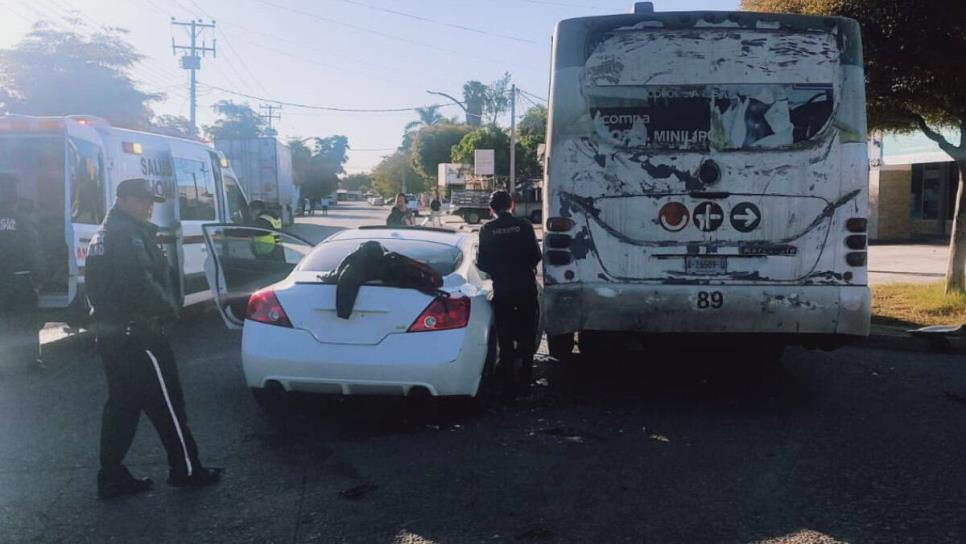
[697,291,723,309]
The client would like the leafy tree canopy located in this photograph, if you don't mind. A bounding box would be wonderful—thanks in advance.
[371,151,425,196]
[405,105,445,134]
[288,135,349,199]
[452,125,511,177]
[340,172,371,192]
[462,81,487,127]
[149,115,195,139]
[204,100,267,140]
[517,105,548,179]
[410,123,473,181]
[484,72,513,125]
[0,19,159,128]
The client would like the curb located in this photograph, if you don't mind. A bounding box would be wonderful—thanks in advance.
[857,326,966,355]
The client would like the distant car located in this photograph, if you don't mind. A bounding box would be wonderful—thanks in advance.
[367,195,384,206]
[201,226,536,409]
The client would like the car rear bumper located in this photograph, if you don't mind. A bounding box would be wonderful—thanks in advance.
[241,322,489,396]
[543,283,870,337]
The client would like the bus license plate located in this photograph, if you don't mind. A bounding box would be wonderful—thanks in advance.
[685,256,727,275]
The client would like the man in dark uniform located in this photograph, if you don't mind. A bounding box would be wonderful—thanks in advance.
[476,190,542,399]
[86,178,223,499]
[0,175,43,374]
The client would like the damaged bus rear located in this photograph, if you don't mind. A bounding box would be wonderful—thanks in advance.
[542,5,870,357]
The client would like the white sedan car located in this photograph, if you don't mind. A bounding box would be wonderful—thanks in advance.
[203,225,507,408]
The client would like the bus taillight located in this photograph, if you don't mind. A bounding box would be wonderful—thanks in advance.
[546,217,574,232]
[845,218,867,232]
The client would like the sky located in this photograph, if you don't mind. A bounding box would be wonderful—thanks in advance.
[0,0,739,174]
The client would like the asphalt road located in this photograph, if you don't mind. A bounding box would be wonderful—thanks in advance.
[4,308,966,544]
[5,203,965,543]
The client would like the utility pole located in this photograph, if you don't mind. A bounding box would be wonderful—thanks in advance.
[260,103,282,135]
[172,18,216,135]
[509,84,517,191]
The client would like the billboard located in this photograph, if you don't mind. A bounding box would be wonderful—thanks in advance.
[474,149,495,177]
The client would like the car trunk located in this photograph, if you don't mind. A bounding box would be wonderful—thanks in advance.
[276,272,439,345]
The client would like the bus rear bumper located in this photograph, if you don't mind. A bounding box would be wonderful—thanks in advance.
[543,283,870,338]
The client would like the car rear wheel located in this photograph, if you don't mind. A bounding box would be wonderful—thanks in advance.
[465,211,481,224]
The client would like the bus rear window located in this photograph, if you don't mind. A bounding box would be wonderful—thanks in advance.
[588,84,833,151]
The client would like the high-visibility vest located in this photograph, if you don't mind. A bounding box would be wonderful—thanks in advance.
[254,214,282,255]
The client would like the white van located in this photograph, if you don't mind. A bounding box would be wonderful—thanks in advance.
[0,114,251,331]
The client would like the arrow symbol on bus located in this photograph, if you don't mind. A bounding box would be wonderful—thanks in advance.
[729,203,762,232]
[733,209,759,226]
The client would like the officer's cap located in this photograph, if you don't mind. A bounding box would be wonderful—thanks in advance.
[117,178,164,203]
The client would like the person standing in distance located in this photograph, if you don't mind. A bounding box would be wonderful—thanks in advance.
[476,190,542,399]
[86,178,223,499]
[0,175,43,374]
[429,193,443,228]
[387,192,414,226]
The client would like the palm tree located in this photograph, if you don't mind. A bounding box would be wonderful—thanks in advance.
[405,105,444,133]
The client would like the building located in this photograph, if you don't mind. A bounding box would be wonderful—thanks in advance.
[869,130,963,241]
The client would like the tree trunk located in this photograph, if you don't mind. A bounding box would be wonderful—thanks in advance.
[945,161,966,293]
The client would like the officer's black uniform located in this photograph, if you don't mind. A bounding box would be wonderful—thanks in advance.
[0,182,43,373]
[476,197,542,397]
[86,179,221,498]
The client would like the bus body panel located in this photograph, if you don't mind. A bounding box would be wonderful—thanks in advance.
[542,11,869,341]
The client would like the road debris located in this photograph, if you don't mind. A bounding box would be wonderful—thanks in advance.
[339,482,378,500]
[516,527,555,540]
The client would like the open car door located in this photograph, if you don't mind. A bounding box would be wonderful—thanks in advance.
[202,224,314,329]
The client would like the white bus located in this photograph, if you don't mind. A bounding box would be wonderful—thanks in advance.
[0,114,251,330]
[541,3,870,359]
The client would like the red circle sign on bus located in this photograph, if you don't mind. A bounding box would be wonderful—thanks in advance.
[658,202,690,232]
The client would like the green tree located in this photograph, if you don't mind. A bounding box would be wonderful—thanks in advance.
[150,115,195,139]
[462,81,487,127]
[410,123,473,181]
[340,172,371,192]
[371,151,425,196]
[0,19,158,128]
[288,136,349,199]
[741,0,966,291]
[405,105,445,133]
[204,100,267,140]
[484,72,513,125]
[452,125,511,178]
[517,105,547,179]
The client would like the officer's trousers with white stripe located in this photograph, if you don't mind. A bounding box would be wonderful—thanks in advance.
[98,332,200,479]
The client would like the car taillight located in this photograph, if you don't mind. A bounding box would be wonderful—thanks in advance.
[408,296,470,333]
[246,288,292,327]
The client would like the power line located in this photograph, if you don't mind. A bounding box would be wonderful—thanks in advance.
[252,0,512,67]
[519,88,548,103]
[216,19,416,80]
[201,84,459,113]
[518,0,608,9]
[335,0,542,45]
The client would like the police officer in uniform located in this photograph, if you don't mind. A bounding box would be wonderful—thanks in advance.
[476,190,542,399]
[87,178,223,499]
[0,175,43,373]
[249,200,282,260]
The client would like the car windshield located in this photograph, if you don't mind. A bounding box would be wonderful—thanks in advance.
[298,238,463,276]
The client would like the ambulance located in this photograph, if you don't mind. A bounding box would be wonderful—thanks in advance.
[0,114,252,332]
